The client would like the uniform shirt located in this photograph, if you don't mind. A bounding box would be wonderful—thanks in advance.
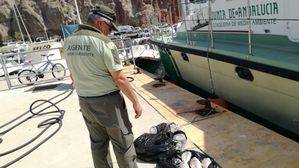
[64,24,123,97]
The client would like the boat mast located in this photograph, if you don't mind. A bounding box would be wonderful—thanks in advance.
[74,0,82,24]
[14,1,33,43]
[11,3,25,42]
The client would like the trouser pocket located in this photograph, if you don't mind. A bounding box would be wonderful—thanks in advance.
[107,127,137,168]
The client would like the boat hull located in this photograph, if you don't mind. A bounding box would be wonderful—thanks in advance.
[153,42,299,137]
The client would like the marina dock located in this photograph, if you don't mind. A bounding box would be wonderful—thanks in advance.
[0,65,298,168]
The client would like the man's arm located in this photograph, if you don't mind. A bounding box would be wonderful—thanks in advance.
[110,70,142,119]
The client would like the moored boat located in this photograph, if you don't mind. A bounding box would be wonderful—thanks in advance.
[151,0,299,137]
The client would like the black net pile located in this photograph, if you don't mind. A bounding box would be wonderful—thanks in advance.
[134,123,186,163]
[134,123,222,168]
[156,153,182,168]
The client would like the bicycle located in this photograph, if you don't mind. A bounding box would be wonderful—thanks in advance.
[17,54,66,85]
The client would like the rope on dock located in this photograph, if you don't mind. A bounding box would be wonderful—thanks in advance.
[0,85,73,168]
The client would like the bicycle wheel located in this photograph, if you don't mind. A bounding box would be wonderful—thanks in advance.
[52,63,66,80]
[17,69,38,85]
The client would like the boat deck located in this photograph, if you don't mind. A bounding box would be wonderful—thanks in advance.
[0,65,298,168]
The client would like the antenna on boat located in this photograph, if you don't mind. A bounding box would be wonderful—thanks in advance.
[207,0,215,94]
[182,0,190,44]
[208,0,214,48]
[74,0,82,24]
[247,0,252,55]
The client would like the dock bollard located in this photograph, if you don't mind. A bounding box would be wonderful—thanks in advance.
[134,67,141,74]
[208,98,228,109]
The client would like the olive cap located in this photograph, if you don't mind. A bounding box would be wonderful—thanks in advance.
[91,5,118,31]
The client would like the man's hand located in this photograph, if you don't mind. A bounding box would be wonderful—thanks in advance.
[133,102,142,119]
[111,70,142,119]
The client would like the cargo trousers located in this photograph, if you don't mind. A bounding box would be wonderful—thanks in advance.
[78,91,138,168]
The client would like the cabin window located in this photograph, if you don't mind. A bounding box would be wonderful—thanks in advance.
[190,0,208,4]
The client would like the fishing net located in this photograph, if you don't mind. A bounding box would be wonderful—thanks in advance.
[134,123,221,168]
[134,123,187,162]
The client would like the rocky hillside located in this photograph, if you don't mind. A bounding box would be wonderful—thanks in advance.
[0,0,180,43]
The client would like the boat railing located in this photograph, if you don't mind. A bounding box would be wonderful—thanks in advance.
[0,47,69,91]
[153,0,299,57]
[152,28,175,43]
[111,37,139,69]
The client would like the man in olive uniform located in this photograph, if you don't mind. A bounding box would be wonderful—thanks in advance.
[64,5,142,168]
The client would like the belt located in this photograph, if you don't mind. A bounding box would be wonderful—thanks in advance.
[79,90,120,99]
